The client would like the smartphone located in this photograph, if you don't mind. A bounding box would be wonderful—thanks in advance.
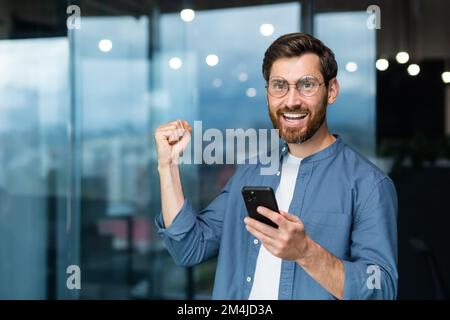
[241,186,280,228]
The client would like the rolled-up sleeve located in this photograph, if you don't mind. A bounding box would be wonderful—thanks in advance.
[154,166,241,267]
[343,177,398,300]
[155,198,197,241]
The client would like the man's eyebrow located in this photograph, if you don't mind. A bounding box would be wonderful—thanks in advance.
[269,75,321,81]
[299,74,319,79]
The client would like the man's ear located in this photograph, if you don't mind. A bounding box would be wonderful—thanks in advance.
[327,78,339,105]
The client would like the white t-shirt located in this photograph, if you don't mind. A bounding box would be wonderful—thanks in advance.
[248,152,303,300]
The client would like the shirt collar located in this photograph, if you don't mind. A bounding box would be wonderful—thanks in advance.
[278,134,343,163]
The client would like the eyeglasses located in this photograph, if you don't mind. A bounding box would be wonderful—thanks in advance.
[266,75,325,98]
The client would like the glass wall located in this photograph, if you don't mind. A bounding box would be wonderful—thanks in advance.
[72,16,152,299]
[0,38,70,299]
[315,12,376,157]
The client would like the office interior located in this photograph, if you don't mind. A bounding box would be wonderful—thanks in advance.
[0,0,449,299]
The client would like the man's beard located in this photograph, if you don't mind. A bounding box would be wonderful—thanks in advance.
[269,95,328,143]
[268,95,328,144]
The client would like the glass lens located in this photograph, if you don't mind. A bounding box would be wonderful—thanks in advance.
[297,76,320,96]
[268,78,287,97]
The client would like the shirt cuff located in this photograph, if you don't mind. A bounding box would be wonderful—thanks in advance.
[154,198,197,241]
[342,260,365,300]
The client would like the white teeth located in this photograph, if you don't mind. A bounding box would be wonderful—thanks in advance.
[282,112,308,119]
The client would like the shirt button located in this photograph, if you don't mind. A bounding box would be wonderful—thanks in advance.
[246,276,252,282]
[253,239,259,245]
[276,171,280,176]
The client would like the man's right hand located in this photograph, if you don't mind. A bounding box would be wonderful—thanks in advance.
[154,119,192,167]
[155,120,192,228]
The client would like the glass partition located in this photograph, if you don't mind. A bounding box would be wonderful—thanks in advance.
[315,11,376,158]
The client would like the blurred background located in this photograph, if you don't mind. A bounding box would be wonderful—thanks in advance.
[0,0,448,300]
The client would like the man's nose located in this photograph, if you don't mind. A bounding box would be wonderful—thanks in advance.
[285,84,305,107]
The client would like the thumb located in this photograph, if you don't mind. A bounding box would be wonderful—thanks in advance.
[171,130,191,163]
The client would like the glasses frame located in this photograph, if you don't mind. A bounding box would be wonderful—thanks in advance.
[265,76,326,98]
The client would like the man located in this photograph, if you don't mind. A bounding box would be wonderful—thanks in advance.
[154,32,398,300]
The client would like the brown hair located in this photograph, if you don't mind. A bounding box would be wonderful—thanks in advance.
[262,32,338,86]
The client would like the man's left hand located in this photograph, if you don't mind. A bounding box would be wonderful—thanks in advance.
[244,206,311,262]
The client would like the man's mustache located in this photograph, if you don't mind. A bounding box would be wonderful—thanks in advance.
[276,107,310,115]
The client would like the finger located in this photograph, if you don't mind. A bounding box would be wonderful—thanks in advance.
[157,124,177,131]
[256,206,287,228]
[280,210,301,223]
[176,119,183,130]
[173,120,191,135]
[168,128,186,144]
[177,128,191,146]
[159,124,185,140]
[176,119,190,131]
[244,216,278,239]
[165,119,181,126]
[155,128,175,140]
[155,128,180,140]
[162,122,185,131]
[182,121,193,133]
[158,120,183,130]
[171,130,191,155]
[155,128,186,145]
[172,119,182,126]
[245,224,276,247]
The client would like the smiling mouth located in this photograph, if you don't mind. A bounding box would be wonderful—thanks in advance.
[281,112,308,121]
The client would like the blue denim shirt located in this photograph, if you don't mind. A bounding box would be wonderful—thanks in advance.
[155,136,398,300]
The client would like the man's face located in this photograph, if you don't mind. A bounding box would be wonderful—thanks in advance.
[267,53,333,144]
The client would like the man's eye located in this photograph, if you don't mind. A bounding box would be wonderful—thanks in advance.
[300,81,314,89]
[272,82,286,90]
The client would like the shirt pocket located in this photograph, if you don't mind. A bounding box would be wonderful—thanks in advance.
[302,212,353,258]
[302,211,352,228]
